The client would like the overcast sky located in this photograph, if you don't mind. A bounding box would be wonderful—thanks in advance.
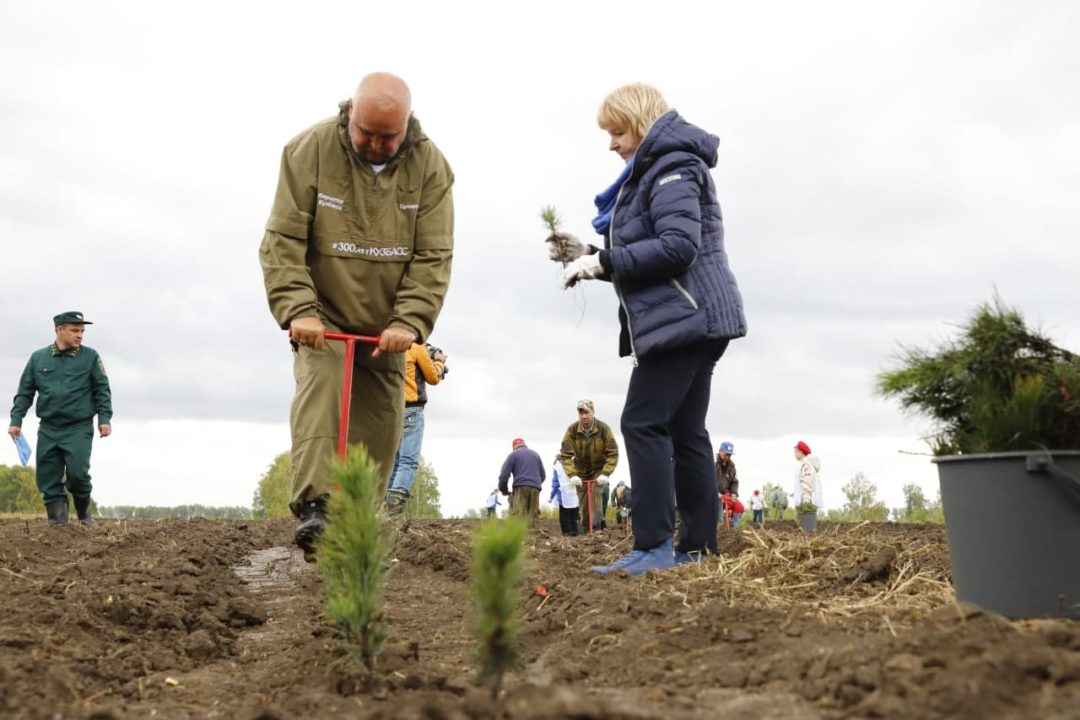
[3,1,1078,516]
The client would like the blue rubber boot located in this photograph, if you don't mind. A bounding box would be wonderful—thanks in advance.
[591,549,649,576]
[619,539,676,576]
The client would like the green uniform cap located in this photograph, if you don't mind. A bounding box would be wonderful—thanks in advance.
[54,311,92,326]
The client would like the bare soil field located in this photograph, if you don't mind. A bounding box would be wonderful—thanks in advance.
[2,517,1079,719]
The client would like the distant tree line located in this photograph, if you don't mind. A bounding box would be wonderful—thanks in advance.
[252,451,443,520]
[95,505,252,520]
[1,463,249,519]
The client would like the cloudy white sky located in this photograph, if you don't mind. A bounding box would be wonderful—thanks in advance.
[3,1,1078,517]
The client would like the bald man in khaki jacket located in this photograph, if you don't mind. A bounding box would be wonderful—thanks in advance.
[260,72,454,555]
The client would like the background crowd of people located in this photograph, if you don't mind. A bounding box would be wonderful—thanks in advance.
[493,430,825,538]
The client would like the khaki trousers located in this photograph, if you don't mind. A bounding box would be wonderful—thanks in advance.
[511,486,540,526]
[289,340,404,515]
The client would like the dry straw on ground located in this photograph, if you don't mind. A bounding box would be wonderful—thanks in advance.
[627,523,953,624]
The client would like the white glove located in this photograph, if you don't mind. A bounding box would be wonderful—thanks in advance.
[561,254,604,289]
[569,476,582,488]
[546,232,587,264]
[597,475,610,486]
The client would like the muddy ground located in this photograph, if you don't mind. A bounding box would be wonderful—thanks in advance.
[1,517,1079,720]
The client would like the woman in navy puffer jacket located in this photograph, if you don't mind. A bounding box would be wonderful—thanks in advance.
[562,83,747,576]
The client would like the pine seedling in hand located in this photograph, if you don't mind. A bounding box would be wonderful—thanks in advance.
[317,446,389,677]
[540,205,561,235]
[540,205,586,266]
[470,517,528,700]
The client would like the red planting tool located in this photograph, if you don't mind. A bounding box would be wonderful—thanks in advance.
[294,332,380,459]
[582,477,598,533]
[324,332,380,459]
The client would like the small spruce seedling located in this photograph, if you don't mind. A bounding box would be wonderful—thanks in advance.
[317,446,389,677]
[470,517,528,700]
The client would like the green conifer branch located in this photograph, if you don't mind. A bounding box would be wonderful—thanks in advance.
[317,446,389,677]
[539,205,561,234]
[470,517,528,700]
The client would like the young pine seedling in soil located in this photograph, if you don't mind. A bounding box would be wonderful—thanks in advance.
[540,205,587,267]
[471,517,528,700]
[317,446,389,679]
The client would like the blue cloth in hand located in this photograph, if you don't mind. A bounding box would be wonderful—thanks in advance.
[12,433,31,466]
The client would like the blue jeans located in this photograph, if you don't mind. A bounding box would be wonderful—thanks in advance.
[388,406,425,495]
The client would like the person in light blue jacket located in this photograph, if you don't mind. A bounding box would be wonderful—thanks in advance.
[561,83,747,575]
[485,489,501,518]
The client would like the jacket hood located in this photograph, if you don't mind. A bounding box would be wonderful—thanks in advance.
[337,100,426,165]
[632,110,719,177]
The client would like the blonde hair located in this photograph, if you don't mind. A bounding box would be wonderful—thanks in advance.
[597,83,669,140]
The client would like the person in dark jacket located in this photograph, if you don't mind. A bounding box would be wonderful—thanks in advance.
[498,438,545,527]
[561,83,747,575]
[715,441,738,497]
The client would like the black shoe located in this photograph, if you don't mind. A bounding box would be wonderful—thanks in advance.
[294,498,328,558]
[73,496,98,527]
[45,500,69,526]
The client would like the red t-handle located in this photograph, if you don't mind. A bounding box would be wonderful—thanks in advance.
[582,477,598,533]
[318,332,380,459]
[289,330,382,459]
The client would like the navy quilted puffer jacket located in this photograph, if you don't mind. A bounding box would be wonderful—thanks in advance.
[600,110,747,359]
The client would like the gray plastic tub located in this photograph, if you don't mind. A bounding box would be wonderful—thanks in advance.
[934,451,1080,619]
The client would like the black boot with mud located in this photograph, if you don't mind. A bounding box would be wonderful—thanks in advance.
[294,498,328,561]
[385,489,409,519]
[45,500,69,526]
[74,495,98,527]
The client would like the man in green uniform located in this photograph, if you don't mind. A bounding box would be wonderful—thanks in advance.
[8,311,113,526]
[560,399,619,533]
[259,72,454,555]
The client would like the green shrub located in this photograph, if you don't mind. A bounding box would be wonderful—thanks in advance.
[877,297,1080,454]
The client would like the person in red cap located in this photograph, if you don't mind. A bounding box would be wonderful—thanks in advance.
[498,438,545,526]
[793,441,823,510]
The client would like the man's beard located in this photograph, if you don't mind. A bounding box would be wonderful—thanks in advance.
[352,143,392,164]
